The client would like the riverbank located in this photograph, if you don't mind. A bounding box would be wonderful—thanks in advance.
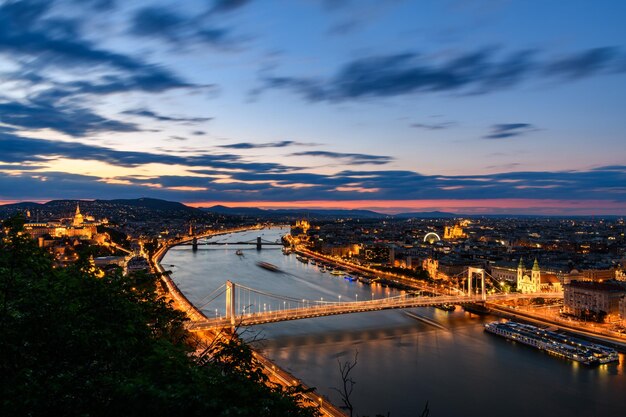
[151,227,347,417]
[293,246,626,352]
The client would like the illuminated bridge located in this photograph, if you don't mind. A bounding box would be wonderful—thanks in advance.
[186,280,563,331]
[180,236,282,250]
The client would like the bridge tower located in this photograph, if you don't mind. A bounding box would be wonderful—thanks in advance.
[467,267,486,301]
[256,236,262,250]
[225,280,236,326]
[192,236,198,252]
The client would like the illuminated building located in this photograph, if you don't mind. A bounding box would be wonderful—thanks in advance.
[563,280,626,321]
[423,258,439,279]
[444,224,467,240]
[73,203,84,226]
[23,203,102,242]
[320,243,360,257]
[490,265,518,283]
[517,258,562,293]
[294,220,310,234]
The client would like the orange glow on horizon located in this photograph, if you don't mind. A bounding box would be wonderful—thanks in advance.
[185,199,626,214]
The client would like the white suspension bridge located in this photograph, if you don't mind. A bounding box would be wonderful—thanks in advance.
[186,267,562,331]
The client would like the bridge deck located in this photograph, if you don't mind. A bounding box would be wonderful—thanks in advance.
[180,241,283,246]
[188,292,562,330]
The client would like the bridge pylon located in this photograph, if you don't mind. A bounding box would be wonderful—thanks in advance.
[225,280,236,327]
[256,236,262,250]
[467,267,486,301]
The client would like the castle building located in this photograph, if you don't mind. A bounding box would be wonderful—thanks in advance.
[73,203,84,227]
[516,258,562,293]
[24,202,98,242]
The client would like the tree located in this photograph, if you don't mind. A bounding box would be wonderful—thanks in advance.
[332,351,358,417]
[0,216,319,417]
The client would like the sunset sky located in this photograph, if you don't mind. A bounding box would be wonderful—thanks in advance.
[1,0,625,214]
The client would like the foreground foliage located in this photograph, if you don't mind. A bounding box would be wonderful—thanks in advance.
[0,216,318,417]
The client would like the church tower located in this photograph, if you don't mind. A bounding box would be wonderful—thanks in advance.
[531,258,541,292]
[73,203,84,227]
[516,257,524,289]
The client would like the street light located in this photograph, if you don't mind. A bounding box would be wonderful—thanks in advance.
[356,294,358,303]
[338,295,341,304]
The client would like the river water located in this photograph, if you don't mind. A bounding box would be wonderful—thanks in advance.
[163,227,626,417]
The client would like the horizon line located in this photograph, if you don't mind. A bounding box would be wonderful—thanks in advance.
[1,198,626,216]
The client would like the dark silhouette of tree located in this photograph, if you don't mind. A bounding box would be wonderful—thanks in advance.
[0,216,319,417]
[332,351,358,417]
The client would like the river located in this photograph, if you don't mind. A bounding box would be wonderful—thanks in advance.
[163,227,626,417]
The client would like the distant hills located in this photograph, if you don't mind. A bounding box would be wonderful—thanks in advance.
[394,211,456,218]
[3,199,611,220]
[200,205,457,219]
[0,198,209,222]
[0,199,461,220]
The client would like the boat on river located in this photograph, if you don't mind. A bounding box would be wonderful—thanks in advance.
[484,321,619,365]
[296,254,309,264]
[256,261,281,272]
[330,270,344,276]
[235,250,244,256]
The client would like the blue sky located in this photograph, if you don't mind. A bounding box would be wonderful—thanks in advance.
[1,0,625,214]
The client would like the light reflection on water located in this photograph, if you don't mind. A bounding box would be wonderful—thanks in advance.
[164,227,626,417]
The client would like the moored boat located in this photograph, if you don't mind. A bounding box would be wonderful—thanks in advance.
[484,321,619,366]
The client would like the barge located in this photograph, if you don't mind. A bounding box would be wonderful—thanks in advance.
[484,321,619,365]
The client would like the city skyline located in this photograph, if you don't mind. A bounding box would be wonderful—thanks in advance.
[1,0,626,214]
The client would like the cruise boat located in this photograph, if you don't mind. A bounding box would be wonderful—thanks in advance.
[484,321,619,365]
[330,270,344,276]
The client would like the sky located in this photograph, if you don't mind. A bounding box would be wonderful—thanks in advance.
[1,0,625,214]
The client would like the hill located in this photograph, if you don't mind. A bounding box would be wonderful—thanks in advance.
[0,198,211,223]
[201,205,389,219]
[394,210,456,218]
